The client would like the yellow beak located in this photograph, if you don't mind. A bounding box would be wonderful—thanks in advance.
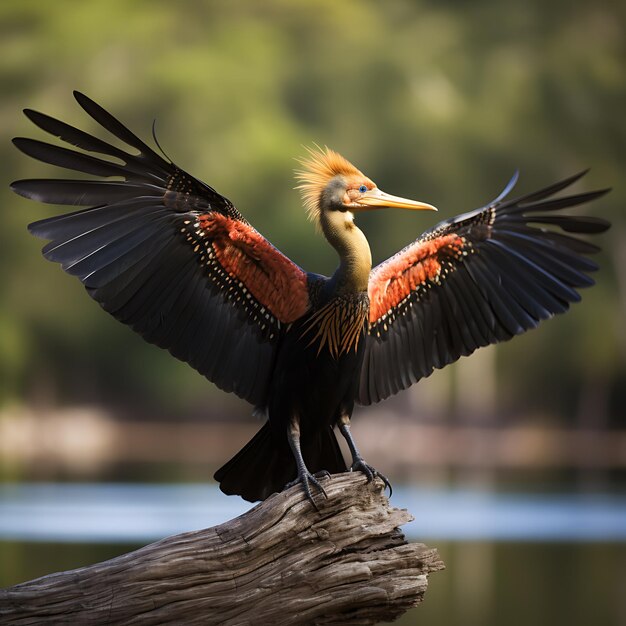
[355,187,437,211]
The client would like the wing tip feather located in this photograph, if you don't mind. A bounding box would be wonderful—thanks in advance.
[10,179,32,200]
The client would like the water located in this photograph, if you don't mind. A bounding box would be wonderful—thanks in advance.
[0,483,624,543]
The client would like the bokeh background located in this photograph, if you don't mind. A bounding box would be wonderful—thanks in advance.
[1,1,625,624]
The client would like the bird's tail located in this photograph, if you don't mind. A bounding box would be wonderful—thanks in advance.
[214,421,346,503]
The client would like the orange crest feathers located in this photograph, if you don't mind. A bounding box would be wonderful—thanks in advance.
[295,145,364,222]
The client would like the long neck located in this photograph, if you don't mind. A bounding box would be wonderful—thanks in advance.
[320,210,372,294]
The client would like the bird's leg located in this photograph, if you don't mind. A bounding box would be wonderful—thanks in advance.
[284,416,328,509]
[338,413,392,495]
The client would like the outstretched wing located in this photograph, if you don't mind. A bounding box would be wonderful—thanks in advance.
[358,171,610,405]
[11,91,310,407]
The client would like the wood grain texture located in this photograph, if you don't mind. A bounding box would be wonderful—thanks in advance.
[0,473,443,625]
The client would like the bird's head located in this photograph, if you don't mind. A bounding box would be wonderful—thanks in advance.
[295,145,436,225]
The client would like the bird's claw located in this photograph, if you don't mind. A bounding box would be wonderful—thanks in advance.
[351,458,393,496]
[285,470,328,510]
[314,470,332,480]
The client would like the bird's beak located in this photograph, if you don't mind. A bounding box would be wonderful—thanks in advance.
[355,187,437,212]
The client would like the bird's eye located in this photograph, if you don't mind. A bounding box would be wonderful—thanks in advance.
[358,185,368,193]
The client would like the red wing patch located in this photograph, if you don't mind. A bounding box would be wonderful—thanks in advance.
[198,213,310,324]
[368,234,465,323]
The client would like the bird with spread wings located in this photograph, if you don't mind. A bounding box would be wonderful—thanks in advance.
[11,92,610,504]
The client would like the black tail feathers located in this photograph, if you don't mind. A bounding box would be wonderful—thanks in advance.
[214,422,347,503]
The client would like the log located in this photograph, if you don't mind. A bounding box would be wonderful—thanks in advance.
[0,473,444,625]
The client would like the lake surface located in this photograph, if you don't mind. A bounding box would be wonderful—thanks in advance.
[0,483,624,542]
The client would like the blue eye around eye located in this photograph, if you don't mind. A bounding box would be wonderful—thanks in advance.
[359,185,368,193]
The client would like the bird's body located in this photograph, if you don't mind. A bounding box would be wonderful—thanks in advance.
[11,93,610,504]
[221,289,368,501]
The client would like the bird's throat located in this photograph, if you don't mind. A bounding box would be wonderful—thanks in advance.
[321,210,372,294]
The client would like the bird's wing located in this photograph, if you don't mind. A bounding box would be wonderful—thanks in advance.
[11,92,311,407]
[358,171,610,405]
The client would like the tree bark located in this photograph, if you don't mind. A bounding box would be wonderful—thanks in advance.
[0,473,444,625]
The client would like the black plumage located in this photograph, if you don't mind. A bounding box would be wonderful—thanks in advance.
[12,92,292,408]
[11,92,610,504]
[359,172,610,404]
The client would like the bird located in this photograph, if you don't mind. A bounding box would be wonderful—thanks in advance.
[11,92,610,505]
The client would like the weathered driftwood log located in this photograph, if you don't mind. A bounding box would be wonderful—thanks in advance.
[0,473,443,625]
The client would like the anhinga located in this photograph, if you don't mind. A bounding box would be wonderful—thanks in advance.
[11,92,610,504]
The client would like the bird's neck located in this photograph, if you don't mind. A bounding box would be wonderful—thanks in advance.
[320,210,372,294]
